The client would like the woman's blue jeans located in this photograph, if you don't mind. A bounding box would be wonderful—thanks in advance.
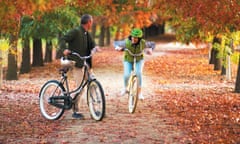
[123,60,144,88]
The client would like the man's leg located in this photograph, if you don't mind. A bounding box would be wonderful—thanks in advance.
[72,67,85,118]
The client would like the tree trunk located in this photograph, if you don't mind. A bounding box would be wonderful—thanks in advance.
[221,55,226,75]
[32,38,44,67]
[106,26,111,46]
[44,40,52,63]
[144,23,165,39]
[99,25,105,46]
[0,50,2,87]
[56,50,63,59]
[91,23,97,40]
[211,37,222,70]
[209,48,216,64]
[226,55,231,80]
[56,33,63,59]
[20,38,31,74]
[214,55,221,70]
[221,65,226,75]
[235,55,240,92]
[6,35,18,80]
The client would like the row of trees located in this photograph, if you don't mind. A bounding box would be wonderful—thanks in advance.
[0,0,240,90]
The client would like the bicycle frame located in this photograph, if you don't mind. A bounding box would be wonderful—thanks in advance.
[60,52,93,101]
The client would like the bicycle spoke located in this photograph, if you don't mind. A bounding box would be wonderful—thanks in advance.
[128,76,138,113]
[87,80,105,121]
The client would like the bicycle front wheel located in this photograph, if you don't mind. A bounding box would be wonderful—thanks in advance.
[87,80,105,121]
[128,75,139,113]
[39,80,65,120]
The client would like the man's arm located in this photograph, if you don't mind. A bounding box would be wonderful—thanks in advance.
[58,29,76,51]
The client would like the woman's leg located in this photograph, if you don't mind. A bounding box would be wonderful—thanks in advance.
[123,61,132,93]
[135,60,144,99]
[135,59,144,87]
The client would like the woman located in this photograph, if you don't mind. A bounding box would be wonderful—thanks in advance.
[114,28,155,100]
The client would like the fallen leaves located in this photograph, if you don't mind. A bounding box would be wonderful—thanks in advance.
[0,45,239,143]
[148,48,240,143]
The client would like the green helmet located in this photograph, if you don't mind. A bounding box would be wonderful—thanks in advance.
[131,28,143,38]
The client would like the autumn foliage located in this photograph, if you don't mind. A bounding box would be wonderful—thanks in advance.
[0,41,239,143]
[145,48,239,143]
[0,1,240,143]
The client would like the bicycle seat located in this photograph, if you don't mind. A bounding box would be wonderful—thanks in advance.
[60,57,75,68]
[59,67,70,74]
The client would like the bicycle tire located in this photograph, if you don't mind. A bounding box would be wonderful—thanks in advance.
[128,75,139,113]
[87,80,105,121]
[39,80,65,120]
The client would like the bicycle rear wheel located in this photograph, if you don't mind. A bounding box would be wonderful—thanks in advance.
[128,75,139,113]
[39,80,65,120]
[87,80,105,121]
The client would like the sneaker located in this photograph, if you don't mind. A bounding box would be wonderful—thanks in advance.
[138,93,144,100]
[72,112,84,119]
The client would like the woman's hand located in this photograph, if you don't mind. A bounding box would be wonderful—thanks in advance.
[115,46,124,51]
[145,48,152,55]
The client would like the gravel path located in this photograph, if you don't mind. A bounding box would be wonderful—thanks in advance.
[46,46,184,144]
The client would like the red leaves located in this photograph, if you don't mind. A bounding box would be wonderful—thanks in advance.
[0,44,239,143]
[147,47,239,143]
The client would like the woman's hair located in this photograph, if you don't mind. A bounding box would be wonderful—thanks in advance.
[81,14,92,24]
[128,36,142,45]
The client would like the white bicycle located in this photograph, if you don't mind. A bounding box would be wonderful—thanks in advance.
[124,48,143,113]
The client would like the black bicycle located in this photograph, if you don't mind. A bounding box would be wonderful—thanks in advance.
[39,51,105,121]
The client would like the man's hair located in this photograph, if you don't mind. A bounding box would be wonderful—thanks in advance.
[81,14,92,24]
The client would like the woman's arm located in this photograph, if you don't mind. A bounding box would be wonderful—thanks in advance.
[145,41,156,50]
[144,41,155,55]
[114,40,127,51]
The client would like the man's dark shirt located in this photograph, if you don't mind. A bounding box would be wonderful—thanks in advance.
[59,26,95,68]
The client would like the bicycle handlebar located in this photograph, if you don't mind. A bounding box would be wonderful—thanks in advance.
[124,48,143,57]
[70,51,92,60]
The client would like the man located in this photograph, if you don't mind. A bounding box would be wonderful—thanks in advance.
[59,14,99,119]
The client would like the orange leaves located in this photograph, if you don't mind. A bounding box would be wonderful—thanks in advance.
[145,48,215,82]
[133,11,152,28]
[0,39,239,143]
[147,45,239,143]
[0,94,65,141]
[163,0,240,33]
[0,0,66,34]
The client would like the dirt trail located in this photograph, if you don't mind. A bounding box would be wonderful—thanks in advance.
[1,38,238,143]
[44,45,185,144]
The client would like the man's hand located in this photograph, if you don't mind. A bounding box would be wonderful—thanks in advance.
[63,49,71,56]
[91,46,102,54]
[95,46,102,52]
